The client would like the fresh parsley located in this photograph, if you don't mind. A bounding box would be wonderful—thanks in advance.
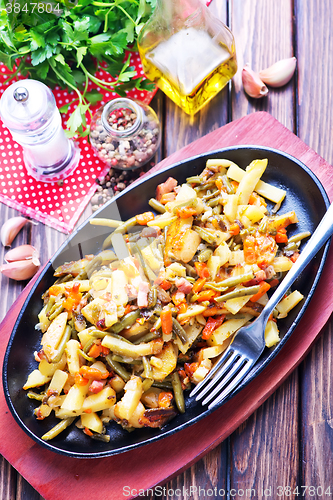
[0,0,156,137]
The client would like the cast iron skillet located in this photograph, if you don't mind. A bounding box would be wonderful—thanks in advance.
[3,146,330,458]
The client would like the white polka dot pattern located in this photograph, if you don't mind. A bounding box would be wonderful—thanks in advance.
[0,53,157,233]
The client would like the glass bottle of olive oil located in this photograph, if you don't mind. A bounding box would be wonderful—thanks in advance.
[138,0,237,115]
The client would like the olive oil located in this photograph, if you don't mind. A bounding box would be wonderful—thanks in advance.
[138,27,237,115]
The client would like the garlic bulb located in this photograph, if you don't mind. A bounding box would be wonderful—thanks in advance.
[259,57,297,88]
[5,245,39,263]
[0,255,40,281]
[1,217,29,247]
[242,65,269,98]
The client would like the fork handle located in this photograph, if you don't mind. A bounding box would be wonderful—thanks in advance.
[262,202,333,322]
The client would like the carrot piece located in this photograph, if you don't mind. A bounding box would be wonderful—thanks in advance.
[88,343,102,359]
[177,302,188,315]
[101,345,110,356]
[243,236,257,264]
[175,207,197,218]
[269,278,280,288]
[192,277,206,294]
[275,228,288,244]
[202,306,224,317]
[79,366,109,380]
[160,192,176,204]
[215,178,223,191]
[250,281,271,302]
[160,310,173,336]
[74,373,89,386]
[158,391,173,408]
[196,290,217,302]
[194,262,210,279]
[229,223,240,236]
[159,279,172,290]
[83,427,93,436]
[290,252,300,263]
[202,315,225,340]
[136,211,155,225]
[184,362,199,378]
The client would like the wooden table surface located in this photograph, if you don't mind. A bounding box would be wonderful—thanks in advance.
[1,1,333,499]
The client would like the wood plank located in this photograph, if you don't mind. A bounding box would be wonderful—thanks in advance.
[1,113,333,500]
[229,0,299,496]
[162,2,230,495]
[231,0,295,132]
[295,1,333,497]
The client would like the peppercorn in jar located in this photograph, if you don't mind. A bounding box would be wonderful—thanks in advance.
[89,98,161,171]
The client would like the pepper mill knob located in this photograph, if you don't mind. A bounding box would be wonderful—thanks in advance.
[13,87,29,103]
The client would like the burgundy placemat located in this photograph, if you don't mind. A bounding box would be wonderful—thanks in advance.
[0,56,157,233]
[1,112,332,500]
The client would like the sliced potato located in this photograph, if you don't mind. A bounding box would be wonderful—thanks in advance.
[82,387,116,413]
[152,341,178,382]
[41,312,68,361]
[23,370,51,390]
[81,412,103,434]
[207,314,253,346]
[114,375,143,421]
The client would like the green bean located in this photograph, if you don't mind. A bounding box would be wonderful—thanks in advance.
[194,181,215,192]
[83,337,96,354]
[288,231,311,244]
[89,328,111,339]
[45,296,56,315]
[215,271,255,289]
[133,331,160,344]
[215,285,260,303]
[197,248,213,262]
[283,241,299,252]
[202,190,220,201]
[84,255,103,275]
[207,197,220,207]
[113,216,137,235]
[186,175,203,184]
[110,310,140,334]
[48,302,64,322]
[27,392,44,401]
[42,417,76,441]
[75,270,88,280]
[193,226,219,245]
[105,355,131,381]
[203,283,229,292]
[111,354,141,365]
[147,287,157,308]
[51,325,72,363]
[152,381,173,389]
[142,378,154,392]
[171,372,185,414]
[148,198,166,214]
[142,356,153,378]
[89,218,122,228]
[151,317,162,332]
[79,349,95,363]
[106,332,134,344]
[172,318,188,344]
[222,174,235,194]
[53,274,74,285]
[91,433,111,443]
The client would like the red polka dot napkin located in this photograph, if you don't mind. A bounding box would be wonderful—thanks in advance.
[0,53,157,233]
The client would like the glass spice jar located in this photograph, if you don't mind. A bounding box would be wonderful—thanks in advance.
[89,98,161,170]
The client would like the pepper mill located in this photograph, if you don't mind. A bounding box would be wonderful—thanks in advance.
[0,79,80,182]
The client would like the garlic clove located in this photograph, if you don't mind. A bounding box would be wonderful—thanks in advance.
[5,244,39,263]
[0,256,40,281]
[259,57,297,88]
[242,64,269,98]
[1,217,29,247]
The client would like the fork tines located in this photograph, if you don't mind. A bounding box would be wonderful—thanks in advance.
[189,347,253,410]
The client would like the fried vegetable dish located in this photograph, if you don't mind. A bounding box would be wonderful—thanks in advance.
[23,158,309,442]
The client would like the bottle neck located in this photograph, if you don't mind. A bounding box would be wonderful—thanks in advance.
[101,98,144,139]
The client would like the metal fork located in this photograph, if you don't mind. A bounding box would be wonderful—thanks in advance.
[190,202,333,410]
